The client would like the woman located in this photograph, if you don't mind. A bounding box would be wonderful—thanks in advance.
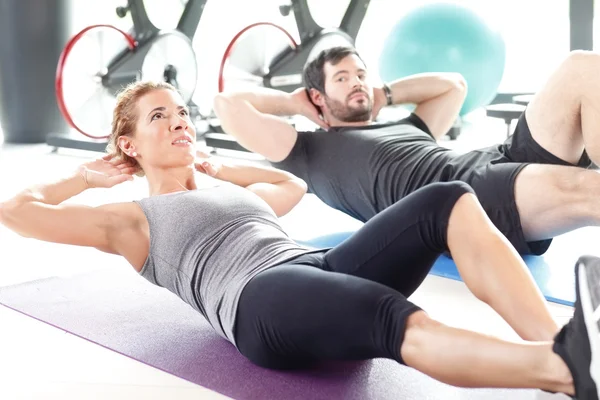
[0,81,597,399]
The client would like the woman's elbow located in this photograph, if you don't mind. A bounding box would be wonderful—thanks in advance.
[274,179,307,217]
[289,178,308,211]
[0,200,29,238]
[293,178,308,195]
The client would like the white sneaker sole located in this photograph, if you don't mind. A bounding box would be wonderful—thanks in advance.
[578,260,600,398]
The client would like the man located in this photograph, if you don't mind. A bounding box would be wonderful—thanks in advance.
[213,46,600,255]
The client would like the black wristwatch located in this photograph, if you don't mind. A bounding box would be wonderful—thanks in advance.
[382,83,393,106]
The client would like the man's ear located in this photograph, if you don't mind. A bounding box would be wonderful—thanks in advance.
[309,88,326,108]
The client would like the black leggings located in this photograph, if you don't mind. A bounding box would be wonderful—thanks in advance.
[234,182,474,369]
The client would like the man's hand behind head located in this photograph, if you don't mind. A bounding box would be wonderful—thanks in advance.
[291,88,329,130]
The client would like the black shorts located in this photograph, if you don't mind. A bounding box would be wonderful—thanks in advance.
[451,113,593,255]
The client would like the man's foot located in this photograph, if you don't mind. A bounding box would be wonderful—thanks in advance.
[553,255,600,400]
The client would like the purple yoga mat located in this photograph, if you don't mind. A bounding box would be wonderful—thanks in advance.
[0,268,538,400]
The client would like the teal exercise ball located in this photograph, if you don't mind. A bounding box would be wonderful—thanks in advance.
[379,3,506,116]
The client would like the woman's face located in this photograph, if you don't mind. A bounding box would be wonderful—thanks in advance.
[133,88,196,169]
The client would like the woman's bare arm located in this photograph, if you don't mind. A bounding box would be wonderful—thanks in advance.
[0,155,138,251]
[196,154,307,217]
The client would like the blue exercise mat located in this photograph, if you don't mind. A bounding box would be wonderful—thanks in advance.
[430,254,575,306]
[282,195,600,308]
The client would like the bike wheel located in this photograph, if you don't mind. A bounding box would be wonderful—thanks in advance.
[218,22,298,93]
[55,24,136,140]
[141,30,198,104]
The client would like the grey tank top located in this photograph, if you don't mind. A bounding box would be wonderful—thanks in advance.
[134,183,312,346]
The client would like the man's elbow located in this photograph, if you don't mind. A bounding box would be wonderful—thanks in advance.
[212,93,231,119]
[213,94,247,136]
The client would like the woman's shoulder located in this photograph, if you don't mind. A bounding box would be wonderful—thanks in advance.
[100,201,147,230]
[98,202,149,270]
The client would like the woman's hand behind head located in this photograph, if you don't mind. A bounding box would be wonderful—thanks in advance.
[194,150,221,178]
[78,154,139,189]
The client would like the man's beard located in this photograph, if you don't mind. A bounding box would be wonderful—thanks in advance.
[324,90,373,123]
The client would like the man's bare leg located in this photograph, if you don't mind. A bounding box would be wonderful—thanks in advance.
[503,51,600,242]
[515,164,600,242]
[525,50,600,164]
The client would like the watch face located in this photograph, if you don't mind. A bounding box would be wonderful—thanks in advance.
[142,0,188,30]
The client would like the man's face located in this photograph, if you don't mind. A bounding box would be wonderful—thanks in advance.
[322,54,373,122]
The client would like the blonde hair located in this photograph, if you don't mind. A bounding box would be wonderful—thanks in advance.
[106,80,179,176]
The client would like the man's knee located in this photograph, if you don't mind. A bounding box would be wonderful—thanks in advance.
[562,50,600,76]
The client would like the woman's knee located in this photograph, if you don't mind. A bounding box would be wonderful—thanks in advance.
[422,182,475,207]
[422,182,477,225]
[399,182,477,251]
[414,181,474,212]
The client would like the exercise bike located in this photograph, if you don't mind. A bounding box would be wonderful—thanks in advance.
[205,0,371,152]
[47,0,206,152]
[49,0,372,154]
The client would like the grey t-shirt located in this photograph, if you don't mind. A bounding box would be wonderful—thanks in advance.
[134,183,312,346]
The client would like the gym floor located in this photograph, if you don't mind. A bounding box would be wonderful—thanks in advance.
[0,111,573,399]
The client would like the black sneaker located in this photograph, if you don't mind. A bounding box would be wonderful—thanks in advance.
[553,255,600,400]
